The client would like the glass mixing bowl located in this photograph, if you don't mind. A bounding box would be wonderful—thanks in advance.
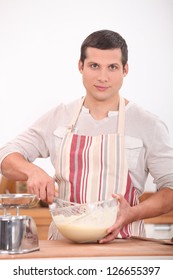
[49,198,118,243]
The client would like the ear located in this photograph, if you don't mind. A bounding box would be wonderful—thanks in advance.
[123,63,129,76]
[78,60,83,73]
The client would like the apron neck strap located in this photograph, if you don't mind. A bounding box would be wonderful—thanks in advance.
[67,96,85,131]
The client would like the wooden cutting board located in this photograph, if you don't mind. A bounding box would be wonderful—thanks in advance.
[0,239,173,259]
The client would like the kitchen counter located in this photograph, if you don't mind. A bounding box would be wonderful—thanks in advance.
[0,239,173,260]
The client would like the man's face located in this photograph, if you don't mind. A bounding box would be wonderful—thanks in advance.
[78,47,128,102]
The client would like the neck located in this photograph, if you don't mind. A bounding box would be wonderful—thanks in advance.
[83,95,120,120]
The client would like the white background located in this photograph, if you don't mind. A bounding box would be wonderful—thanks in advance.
[0,0,173,190]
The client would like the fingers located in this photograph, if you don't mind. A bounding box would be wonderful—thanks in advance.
[38,179,55,203]
[112,193,123,202]
[29,184,40,199]
[99,226,120,244]
[38,184,47,201]
[99,217,122,244]
[99,233,116,244]
[45,180,56,204]
[99,193,126,244]
[27,177,56,204]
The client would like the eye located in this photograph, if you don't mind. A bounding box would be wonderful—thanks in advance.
[90,63,99,69]
[109,64,118,71]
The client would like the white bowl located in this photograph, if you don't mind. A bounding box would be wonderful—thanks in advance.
[49,198,118,243]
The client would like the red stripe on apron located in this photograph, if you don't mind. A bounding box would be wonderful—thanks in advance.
[76,136,86,203]
[82,136,92,203]
[120,173,133,237]
[69,135,78,202]
[98,135,103,201]
[124,173,134,205]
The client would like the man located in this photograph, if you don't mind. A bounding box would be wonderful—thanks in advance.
[0,30,173,243]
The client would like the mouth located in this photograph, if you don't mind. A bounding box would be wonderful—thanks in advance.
[94,85,109,92]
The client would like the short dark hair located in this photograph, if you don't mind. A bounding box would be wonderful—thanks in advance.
[80,30,128,68]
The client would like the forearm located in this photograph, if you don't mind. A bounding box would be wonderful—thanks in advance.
[1,152,55,203]
[100,188,173,243]
[1,152,43,181]
[131,187,173,221]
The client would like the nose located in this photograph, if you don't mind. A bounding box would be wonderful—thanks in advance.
[97,69,109,83]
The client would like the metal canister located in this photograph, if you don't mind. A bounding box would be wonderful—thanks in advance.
[0,215,39,254]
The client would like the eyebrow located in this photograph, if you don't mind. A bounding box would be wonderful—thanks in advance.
[87,61,121,67]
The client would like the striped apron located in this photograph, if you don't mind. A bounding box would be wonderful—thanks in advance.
[49,96,145,239]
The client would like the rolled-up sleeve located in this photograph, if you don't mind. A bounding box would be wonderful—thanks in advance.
[0,106,60,174]
[0,115,52,173]
[0,99,81,174]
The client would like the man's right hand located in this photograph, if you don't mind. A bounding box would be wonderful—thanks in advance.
[26,168,55,204]
[1,152,56,203]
